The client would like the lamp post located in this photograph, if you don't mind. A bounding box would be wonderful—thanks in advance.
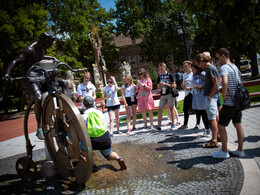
[168,0,190,60]
[177,12,190,60]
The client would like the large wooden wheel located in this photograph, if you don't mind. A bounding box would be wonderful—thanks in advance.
[42,93,93,184]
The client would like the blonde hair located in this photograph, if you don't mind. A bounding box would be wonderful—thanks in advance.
[194,53,211,62]
[124,74,134,87]
[183,60,192,66]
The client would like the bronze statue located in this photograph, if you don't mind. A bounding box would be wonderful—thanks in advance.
[4,32,64,140]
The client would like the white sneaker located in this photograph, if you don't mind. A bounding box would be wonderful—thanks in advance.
[194,124,200,129]
[206,129,212,138]
[231,150,246,157]
[211,150,230,159]
[202,130,207,137]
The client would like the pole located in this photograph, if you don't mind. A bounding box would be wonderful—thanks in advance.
[179,12,190,60]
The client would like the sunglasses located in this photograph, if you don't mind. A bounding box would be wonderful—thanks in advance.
[107,81,113,83]
[138,73,143,75]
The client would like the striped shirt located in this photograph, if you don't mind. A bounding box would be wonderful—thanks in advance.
[220,63,241,106]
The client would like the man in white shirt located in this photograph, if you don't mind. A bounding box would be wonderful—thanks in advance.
[76,72,96,107]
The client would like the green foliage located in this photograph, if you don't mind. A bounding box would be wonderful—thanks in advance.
[149,62,158,90]
[117,89,122,97]
[96,92,103,98]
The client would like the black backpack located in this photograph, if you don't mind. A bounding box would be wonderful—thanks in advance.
[228,65,250,110]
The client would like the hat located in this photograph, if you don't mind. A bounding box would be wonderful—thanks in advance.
[83,96,94,106]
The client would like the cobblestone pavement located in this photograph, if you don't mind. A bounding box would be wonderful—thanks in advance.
[0,117,244,194]
[0,99,259,194]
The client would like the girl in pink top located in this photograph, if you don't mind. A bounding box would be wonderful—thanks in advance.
[136,68,155,129]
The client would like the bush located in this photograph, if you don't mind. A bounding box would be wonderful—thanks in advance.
[96,92,103,98]
[117,89,122,97]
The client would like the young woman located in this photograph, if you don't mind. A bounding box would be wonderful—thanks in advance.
[121,74,137,135]
[136,68,154,129]
[191,64,211,137]
[104,76,121,136]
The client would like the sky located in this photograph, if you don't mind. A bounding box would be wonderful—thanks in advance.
[97,0,116,11]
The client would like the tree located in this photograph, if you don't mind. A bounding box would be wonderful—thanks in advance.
[185,0,260,76]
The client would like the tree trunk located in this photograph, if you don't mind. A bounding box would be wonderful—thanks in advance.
[249,40,259,77]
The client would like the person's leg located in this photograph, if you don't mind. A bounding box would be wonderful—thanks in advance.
[126,105,132,130]
[114,109,120,131]
[183,95,189,126]
[169,106,175,125]
[195,110,201,126]
[101,148,127,170]
[157,106,164,127]
[131,104,137,129]
[108,111,114,134]
[166,104,172,124]
[201,110,210,130]
[218,124,228,152]
[233,123,244,151]
[141,110,147,127]
[148,110,154,126]
[209,119,218,143]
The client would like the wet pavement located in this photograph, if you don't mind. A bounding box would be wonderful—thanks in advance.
[0,123,243,194]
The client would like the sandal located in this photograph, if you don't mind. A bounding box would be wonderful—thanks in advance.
[202,140,219,148]
[175,122,181,126]
[167,122,172,126]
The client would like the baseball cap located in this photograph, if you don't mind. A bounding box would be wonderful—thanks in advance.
[83,96,94,106]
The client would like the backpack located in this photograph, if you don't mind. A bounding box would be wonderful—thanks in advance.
[228,65,251,110]
[87,111,107,138]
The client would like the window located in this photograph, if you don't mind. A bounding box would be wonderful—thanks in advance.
[130,55,135,64]
[139,54,144,62]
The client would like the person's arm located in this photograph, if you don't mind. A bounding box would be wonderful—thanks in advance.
[5,53,27,80]
[208,77,218,101]
[111,76,119,90]
[93,91,96,100]
[121,87,127,106]
[144,78,153,91]
[221,75,228,101]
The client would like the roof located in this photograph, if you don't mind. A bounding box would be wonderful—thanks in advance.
[111,34,142,47]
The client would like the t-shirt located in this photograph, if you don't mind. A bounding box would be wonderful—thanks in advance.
[183,72,193,97]
[82,108,111,150]
[204,65,219,96]
[77,82,96,107]
[121,84,135,97]
[104,85,120,107]
[157,72,175,96]
[220,63,241,106]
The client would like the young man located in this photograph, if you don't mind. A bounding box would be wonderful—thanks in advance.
[76,72,96,108]
[178,61,193,130]
[211,48,245,158]
[194,53,219,148]
[153,62,176,131]
[81,96,127,170]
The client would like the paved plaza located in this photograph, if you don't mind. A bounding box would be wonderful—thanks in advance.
[0,91,260,194]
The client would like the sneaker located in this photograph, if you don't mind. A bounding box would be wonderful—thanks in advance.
[202,130,207,137]
[194,124,200,129]
[36,128,44,140]
[178,125,188,130]
[211,150,230,159]
[132,127,137,131]
[141,125,148,129]
[170,124,175,130]
[109,133,114,137]
[118,158,127,170]
[206,129,212,138]
[148,125,154,129]
[116,130,122,134]
[231,150,246,158]
[127,129,131,135]
[153,126,161,131]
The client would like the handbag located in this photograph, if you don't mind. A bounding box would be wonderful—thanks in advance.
[228,64,250,110]
[171,88,179,97]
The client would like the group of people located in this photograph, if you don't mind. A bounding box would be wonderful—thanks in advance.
[76,48,246,160]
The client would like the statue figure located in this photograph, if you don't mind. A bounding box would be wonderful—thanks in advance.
[92,63,101,84]
[4,32,67,140]
[120,61,132,80]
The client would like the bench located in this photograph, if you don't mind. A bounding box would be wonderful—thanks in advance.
[243,79,260,97]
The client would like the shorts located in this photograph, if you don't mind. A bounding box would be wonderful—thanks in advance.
[219,105,242,126]
[107,104,120,112]
[159,93,175,107]
[205,95,218,120]
[100,147,113,160]
[125,96,137,106]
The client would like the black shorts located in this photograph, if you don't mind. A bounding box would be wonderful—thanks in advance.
[107,104,120,112]
[219,105,242,126]
[125,96,137,106]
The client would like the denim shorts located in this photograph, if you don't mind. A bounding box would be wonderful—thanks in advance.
[100,147,113,160]
[205,95,218,120]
